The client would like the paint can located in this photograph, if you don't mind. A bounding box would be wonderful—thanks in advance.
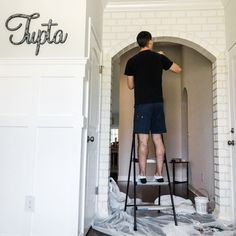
[194,196,209,214]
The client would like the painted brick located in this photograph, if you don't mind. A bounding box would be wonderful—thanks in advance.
[186,11,201,17]
[125,12,140,18]
[201,10,217,17]
[217,10,225,16]
[155,11,171,17]
[117,19,132,25]
[105,19,118,26]
[162,18,177,24]
[202,24,217,31]
[172,24,186,31]
[141,12,155,18]
[171,11,186,17]
[100,6,230,221]
[177,18,187,24]
[111,12,126,19]
[191,17,207,24]
[104,13,111,19]
[187,24,202,31]
[132,18,146,25]
[207,17,224,24]
[126,25,142,32]
[146,18,162,25]
[211,31,225,38]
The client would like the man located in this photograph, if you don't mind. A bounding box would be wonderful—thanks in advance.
[124,31,182,183]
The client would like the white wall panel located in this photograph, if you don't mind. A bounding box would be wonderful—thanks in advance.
[0,58,87,236]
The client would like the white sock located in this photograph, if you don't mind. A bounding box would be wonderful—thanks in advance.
[138,175,146,179]
[154,175,163,179]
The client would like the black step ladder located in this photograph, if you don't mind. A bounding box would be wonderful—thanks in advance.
[124,132,178,231]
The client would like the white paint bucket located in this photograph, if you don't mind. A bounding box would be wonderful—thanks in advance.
[194,196,209,214]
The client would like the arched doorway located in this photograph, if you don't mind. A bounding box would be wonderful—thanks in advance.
[111,42,214,198]
[98,35,231,221]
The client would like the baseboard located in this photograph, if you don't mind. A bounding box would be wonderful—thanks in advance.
[188,184,207,198]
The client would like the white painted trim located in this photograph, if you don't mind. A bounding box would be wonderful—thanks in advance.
[0,57,88,65]
[228,45,236,224]
[105,0,223,12]
[87,17,92,59]
[86,17,102,58]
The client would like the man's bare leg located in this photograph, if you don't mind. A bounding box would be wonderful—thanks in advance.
[137,134,149,176]
[152,134,165,176]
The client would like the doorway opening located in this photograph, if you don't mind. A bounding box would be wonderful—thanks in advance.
[110,41,214,199]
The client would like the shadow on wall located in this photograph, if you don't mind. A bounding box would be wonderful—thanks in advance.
[110,42,214,198]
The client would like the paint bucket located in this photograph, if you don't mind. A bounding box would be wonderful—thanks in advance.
[194,196,209,214]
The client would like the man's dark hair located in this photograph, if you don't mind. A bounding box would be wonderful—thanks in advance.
[136,31,152,48]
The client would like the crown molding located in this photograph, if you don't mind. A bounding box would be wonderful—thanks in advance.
[104,0,223,12]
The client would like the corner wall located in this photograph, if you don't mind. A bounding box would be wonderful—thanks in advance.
[182,46,214,197]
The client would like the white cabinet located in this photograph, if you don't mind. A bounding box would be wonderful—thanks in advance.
[0,58,87,236]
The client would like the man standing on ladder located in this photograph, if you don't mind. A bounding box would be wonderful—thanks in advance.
[124,31,182,184]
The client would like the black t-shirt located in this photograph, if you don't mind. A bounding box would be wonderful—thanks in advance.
[124,50,173,105]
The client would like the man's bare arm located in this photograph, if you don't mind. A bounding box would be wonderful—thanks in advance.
[169,63,182,73]
[127,76,134,90]
[157,51,182,73]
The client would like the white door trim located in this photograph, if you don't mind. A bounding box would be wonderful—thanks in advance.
[228,45,236,224]
[78,17,102,236]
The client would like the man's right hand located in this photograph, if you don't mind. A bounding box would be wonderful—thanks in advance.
[170,63,182,73]
[157,51,165,55]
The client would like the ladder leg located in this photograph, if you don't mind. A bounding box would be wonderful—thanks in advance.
[164,153,178,226]
[158,186,161,213]
[124,132,135,211]
[162,135,178,226]
[133,132,137,231]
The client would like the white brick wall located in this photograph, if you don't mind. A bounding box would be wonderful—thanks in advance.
[98,5,233,221]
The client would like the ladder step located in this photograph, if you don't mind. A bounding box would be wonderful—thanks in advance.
[137,205,173,211]
[136,180,169,186]
[134,158,167,164]
[134,158,156,163]
[147,159,156,164]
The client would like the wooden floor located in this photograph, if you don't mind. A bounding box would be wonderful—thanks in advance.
[86,181,195,236]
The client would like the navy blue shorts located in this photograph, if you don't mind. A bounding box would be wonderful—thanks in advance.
[133,102,167,134]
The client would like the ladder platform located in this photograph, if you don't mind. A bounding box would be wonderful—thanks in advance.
[134,158,156,163]
[135,180,169,186]
[137,205,173,211]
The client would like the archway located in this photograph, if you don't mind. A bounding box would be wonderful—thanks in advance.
[98,35,230,221]
[112,36,216,62]
[111,40,214,196]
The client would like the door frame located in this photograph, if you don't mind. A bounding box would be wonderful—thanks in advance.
[228,44,236,224]
[78,17,102,236]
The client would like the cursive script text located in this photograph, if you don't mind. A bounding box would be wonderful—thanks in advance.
[5,13,68,56]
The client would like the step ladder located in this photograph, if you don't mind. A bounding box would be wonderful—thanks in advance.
[124,132,178,231]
